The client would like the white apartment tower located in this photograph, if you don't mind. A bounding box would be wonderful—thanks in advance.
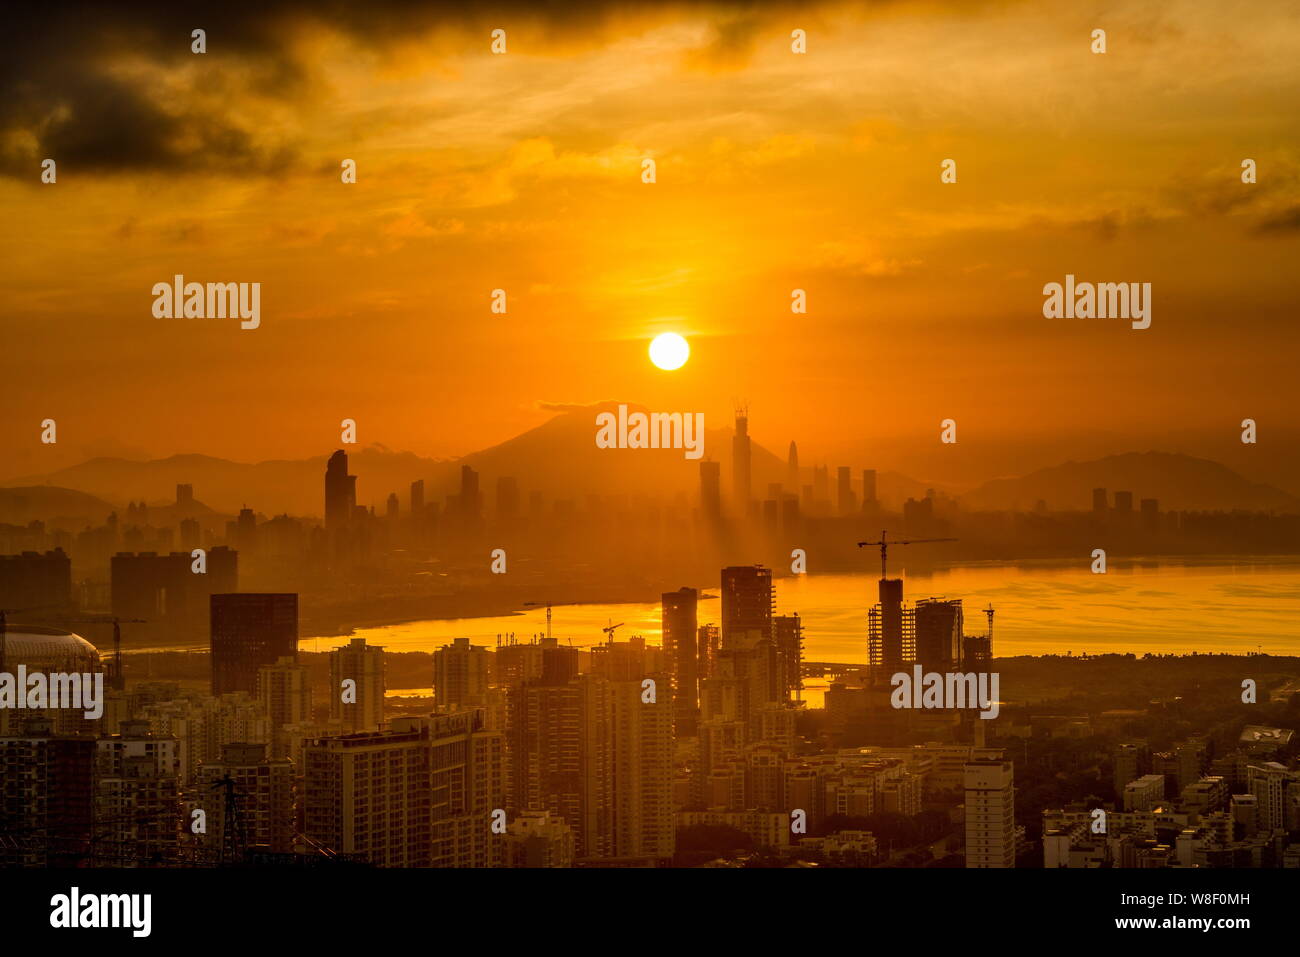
[965,759,1015,868]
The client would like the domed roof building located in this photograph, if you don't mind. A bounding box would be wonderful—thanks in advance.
[0,625,104,736]
[0,625,102,673]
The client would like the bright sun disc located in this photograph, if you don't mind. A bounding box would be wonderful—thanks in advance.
[649,332,690,370]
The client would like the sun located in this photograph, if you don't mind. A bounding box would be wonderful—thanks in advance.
[649,332,690,371]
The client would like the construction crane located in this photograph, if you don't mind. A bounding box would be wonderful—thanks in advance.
[45,616,147,691]
[856,530,957,580]
[601,620,625,644]
[984,603,994,639]
[523,601,583,644]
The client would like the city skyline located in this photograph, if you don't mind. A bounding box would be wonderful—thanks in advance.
[1,0,1297,934]
[4,1,1300,486]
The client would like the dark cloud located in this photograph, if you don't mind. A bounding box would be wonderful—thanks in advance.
[0,0,954,179]
[1253,205,1300,234]
[0,1,310,177]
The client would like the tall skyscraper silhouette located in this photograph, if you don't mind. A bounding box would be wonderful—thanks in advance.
[720,565,773,645]
[661,587,700,736]
[837,466,856,516]
[732,406,751,511]
[210,592,298,695]
[862,468,878,511]
[868,578,907,676]
[699,460,721,522]
[325,450,356,530]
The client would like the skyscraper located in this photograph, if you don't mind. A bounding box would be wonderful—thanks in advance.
[699,461,721,522]
[837,466,856,516]
[329,637,385,732]
[113,548,237,633]
[861,469,877,510]
[720,565,773,646]
[787,441,799,489]
[256,655,313,758]
[210,593,298,696]
[868,578,908,676]
[914,598,963,671]
[507,673,672,863]
[732,406,751,510]
[303,711,504,868]
[94,720,180,867]
[434,637,490,711]
[460,465,481,518]
[197,742,296,858]
[772,613,803,701]
[324,450,356,530]
[0,549,71,611]
[661,587,699,737]
[965,759,1015,868]
[496,476,519,519]
[0,717,95,868]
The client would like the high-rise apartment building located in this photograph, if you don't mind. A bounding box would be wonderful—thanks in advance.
[965,759,1015,868]
[508,672,673,863]
[196,742,296,859]
[303,711,503,867]
[94,720,180,867]
[662,587,699,737]
[721,565,773,646]
[0,717,95,867]
[256,656,312,759]
[0,549,72,611]
[434,637,490,711]
[329,637,385,732]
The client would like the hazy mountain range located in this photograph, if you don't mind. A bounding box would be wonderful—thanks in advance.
[960,451,1300,513]
[2,404,1295,524]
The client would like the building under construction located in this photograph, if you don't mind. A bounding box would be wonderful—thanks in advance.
[867,583,994,681]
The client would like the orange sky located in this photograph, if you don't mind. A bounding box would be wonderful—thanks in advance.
[3,0,1299,488]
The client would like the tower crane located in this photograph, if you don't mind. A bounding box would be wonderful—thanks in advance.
[601,620,625,644]
[856,530,957,580]
[44,616,147,691]
[522,601,583,644]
